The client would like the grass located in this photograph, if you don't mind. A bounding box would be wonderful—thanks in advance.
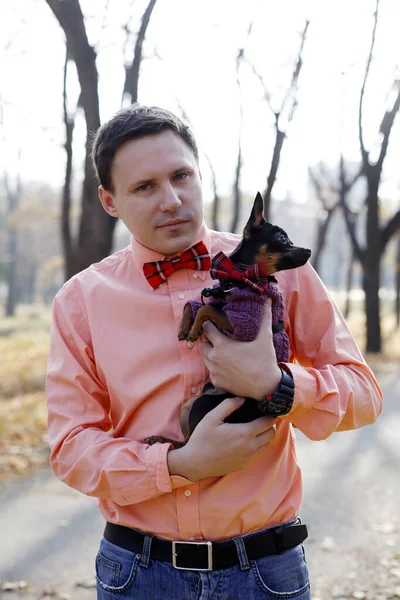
[0,300,398,481]
[0,305,52,480]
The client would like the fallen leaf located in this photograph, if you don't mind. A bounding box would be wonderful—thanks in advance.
[0,579,29,591]
[321,536,336,551]
[75,578,96,588]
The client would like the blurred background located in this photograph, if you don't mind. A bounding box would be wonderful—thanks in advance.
[0,0,400,600]
[0,1,400,597]
[1,0,400,478]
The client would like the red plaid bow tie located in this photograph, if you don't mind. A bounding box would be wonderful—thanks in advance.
[143,241,211,289]
[210,251,275,293]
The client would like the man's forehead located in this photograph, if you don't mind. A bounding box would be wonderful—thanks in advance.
[112,132,196,176]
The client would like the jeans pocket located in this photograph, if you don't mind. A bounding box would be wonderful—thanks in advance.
[251,544,310,598]
[96,538,140,593]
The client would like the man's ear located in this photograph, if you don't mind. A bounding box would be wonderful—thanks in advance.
[98,186,119,217]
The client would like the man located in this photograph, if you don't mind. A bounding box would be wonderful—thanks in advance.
[46,105,382,600]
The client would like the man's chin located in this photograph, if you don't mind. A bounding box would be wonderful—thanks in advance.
[158,230,199,257]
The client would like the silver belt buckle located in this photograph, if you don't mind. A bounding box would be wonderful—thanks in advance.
[172,540,213,571]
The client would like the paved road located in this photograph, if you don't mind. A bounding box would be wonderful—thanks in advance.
[1,369,399,599]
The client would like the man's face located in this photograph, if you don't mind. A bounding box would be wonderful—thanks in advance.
[98,130,204,256]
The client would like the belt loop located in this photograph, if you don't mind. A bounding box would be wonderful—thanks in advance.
[233,536,250,571]
[140,533,154,568]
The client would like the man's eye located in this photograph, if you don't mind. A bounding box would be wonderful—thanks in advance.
[137,183,151,191]
[174,172,188,181]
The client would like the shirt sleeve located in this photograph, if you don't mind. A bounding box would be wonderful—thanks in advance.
[46,281,190,505]
[279,262,383,440]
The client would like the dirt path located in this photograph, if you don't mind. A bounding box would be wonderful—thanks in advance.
[1,368,399,600]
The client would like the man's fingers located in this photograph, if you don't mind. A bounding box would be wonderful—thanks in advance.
[202,321,223,346]
[254,425,277,449]
[259,298,273,332]
[248,415,277,436]
[205,396,245,423]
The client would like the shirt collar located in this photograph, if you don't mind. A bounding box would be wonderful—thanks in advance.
[130,221,212,282]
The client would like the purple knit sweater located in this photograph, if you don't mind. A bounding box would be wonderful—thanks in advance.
[186,281,289,363]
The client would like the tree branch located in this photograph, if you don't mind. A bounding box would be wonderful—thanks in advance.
[123,0,158,103]
[359,0,380,168]
[380,209,400,253]
[376,82,400,173]
[338,155,365,264]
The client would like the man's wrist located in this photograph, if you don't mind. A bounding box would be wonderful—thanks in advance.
[255,365,282,401]
[257,366,295,416]
[167,446,197,481]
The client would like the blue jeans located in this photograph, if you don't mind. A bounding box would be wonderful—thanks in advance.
[96,520,311,599]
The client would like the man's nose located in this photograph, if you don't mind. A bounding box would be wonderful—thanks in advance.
[159,183,182,212]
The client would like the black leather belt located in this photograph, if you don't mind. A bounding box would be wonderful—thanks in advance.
[104,521,308,572]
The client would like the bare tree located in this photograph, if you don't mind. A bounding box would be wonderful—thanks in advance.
[45,0,158,278]
[243,21,309,220]
[45,0,116,275]
[230,47,245,233]
[4,166,21,317]
[123,0,159,104]
[395,235,400,328]
[61,45,81,280]
[340,0,400,352]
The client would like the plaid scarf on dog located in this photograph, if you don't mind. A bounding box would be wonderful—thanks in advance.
[210,251,274,294]
[143,241,211,289]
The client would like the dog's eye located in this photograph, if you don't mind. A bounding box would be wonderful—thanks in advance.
[275,233,289,244]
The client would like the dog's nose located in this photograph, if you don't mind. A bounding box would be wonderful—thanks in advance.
[305,248,312,256]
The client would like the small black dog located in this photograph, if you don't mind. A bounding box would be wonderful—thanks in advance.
[145,192,311,448]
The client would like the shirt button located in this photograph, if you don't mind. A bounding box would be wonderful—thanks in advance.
[191,387,198,394]
[178,293,185,299]
[189,537,196,540]
[187,341,194,349]
[184,490,192,497]
[193,273,198,279]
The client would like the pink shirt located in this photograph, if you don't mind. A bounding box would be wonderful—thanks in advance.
[46,223,382,541]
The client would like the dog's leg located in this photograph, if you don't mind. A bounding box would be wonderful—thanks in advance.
[145,435,185,449]
[178,303,196,341]
[187,305,233,341]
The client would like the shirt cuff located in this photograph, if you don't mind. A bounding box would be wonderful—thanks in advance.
[278,361,317,419]
[144,441,194,495]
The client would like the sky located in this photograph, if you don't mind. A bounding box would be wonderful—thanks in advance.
[1,0,400,209]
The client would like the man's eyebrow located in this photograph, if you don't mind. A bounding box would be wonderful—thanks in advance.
[128,177,154,189]
[128,166,193,190]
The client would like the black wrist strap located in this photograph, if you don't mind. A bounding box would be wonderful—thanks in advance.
[258,367,295,416]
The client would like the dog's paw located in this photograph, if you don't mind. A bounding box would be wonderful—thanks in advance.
[177,329,189,341]
[145,436,166,445]
[187,327,202,342]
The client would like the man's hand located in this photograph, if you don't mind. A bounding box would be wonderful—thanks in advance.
[200,299,281,400]
[167,397,276,481]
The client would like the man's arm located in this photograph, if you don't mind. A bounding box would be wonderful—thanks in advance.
[46,282,193,505]
[47,281,277,500]
[200,262,383,441]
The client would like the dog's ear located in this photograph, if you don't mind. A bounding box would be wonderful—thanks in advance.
[243,192,265,239]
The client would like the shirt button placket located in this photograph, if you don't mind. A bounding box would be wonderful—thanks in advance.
[176,484,201,540]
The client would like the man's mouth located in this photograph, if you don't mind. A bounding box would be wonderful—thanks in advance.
[158,219,188,228]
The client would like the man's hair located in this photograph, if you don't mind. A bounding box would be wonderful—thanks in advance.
[91,104,199,192]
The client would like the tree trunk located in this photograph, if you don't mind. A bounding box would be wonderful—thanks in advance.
[344,248,356,320]
[123,0,158,103]
[45,0,116,276]
[363,262,381,352]
[263,127,285,221]
[395,237,400,328]
[363,181,381,351]
[62,50,78,281]
[5,172,21,317]
[230,145,242,233]
[6,221,18,316]
[312,208,335,275]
